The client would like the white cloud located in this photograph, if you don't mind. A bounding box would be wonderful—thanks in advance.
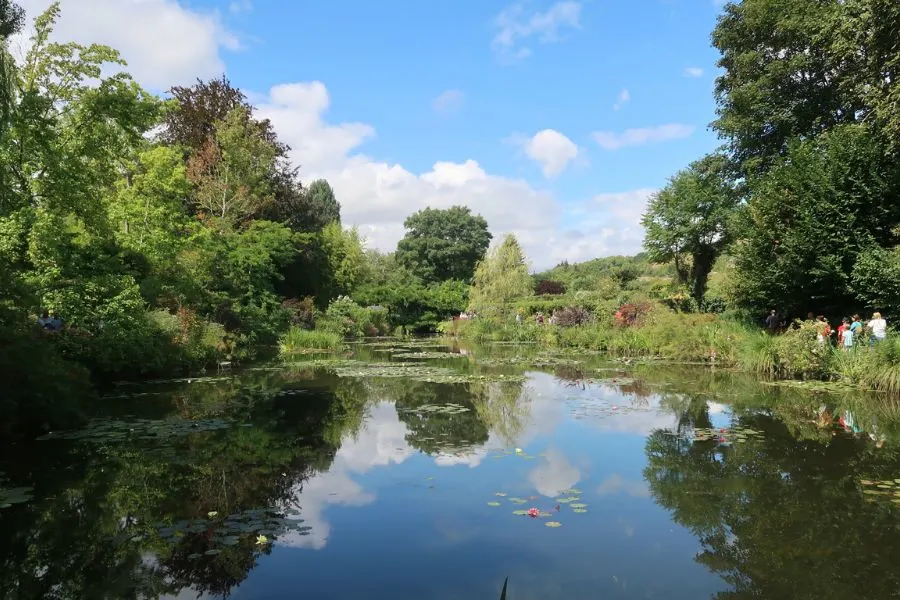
[528,448,581,497]
[432,89,465,116]
[522,129,579,178]
[229,0,253,13]
[592,124,695,150]
[684,67,704,78]
[612,88,630,111]
[491,1,582,61]
[256,80,647,268]
[12,0,239,90]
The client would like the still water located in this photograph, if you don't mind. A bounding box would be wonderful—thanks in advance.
[2,340,900,599]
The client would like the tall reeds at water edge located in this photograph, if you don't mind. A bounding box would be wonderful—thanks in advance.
[279,327,343,354]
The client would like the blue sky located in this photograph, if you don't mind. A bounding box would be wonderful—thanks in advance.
[18,0,726,269]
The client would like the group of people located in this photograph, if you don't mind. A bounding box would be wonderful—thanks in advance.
[36,310,64,332]
[766,309,888,348]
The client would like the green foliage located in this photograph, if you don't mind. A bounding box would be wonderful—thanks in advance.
[733,125,900,317]
[468,234,533,318]
[851,243,900,316]
[396,206,491,284]
[279,327,343,354]
[642,153,740,307]
[317,296,389,338]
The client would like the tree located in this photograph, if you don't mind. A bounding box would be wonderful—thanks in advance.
[468,234,532,317]
[396,206,491,284]
[712,0,855,177]
[851,240,900,317]
[186,106,277,227]
[642,153,740,308]
[732,125,900,317]
[0,0,23,129]
[305,179,341,227]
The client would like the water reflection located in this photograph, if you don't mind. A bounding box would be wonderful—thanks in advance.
[0,347,899,599]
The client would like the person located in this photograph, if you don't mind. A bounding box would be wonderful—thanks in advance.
[842,318,854,349]
[837,317,848,346]
[867,312,887,344]
[850,314,863,336]
[37,310,52,329]
[515,312,522,325]
[48,311,63,332]
[816,315,831,345]
[765,309,779,333]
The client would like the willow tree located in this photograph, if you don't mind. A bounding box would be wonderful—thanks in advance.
[468,234,532,318]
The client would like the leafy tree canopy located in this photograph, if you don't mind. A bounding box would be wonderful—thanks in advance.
[396,206,491,284]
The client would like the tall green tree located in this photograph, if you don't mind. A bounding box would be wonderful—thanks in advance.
[396,206,491,284]
[0,0,23,130]
[642,153,740,307]
[733,125,900,317]
[468,234,532,317]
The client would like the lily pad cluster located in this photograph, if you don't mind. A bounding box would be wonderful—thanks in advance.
[693,426,764,444]
[566,399,648,421]
[150,508,311,557]
[860,478,900,505]
[397,403,471,416]
[38,418,232,442]
[487,486,588,527]
[391,351,465,360]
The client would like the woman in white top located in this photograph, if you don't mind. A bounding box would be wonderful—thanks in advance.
[867,312,887,343]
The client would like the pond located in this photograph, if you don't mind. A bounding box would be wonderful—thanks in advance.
[2,339,900,599]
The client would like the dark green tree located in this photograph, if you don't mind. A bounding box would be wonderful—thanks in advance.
[396,206,491,284]
[732,125,900,317]
[642,153,740,308]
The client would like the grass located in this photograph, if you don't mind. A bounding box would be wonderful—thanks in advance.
[279,327,343,355]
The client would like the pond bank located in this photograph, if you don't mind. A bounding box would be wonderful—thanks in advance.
[443,314,900,395]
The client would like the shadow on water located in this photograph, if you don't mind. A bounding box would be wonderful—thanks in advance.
[1,339,899,599]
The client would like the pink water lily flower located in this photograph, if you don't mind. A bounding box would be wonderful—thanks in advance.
[527,508,539,518]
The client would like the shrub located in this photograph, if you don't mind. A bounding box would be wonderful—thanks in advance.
[318,296,390,338]
[615,302,654,327]
[553,306,592,327]
[281,297,316,329]
[771,321,831,379]
[535,279,566,295]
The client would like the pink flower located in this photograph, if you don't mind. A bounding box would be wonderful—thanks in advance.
[527,508,539,518]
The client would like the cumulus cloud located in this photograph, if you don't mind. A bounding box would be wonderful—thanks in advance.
[432,89,465,116]
[491,1,582,61]
[522,129,579,178]
[592,124,695,150]
[684,67,704,78]
[528,448,581,497]
[612,88,630,111]
[255,80,649,268]
[12,0,240,90]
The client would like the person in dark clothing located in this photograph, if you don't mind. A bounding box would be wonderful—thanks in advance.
[765,309,779,333]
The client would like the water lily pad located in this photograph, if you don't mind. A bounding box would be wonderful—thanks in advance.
[222,536,240,546]
[860,480,874,486]
[204,549,221,556]
[556,497,579,504]
[512,510,530,516]
[561,488,582,494]
[487,501,501,507]
[508,498,527,504]
[570,503,588,509]
[187,553,202,560]
[545,521,562,528]
[495,492,507,497]
[573,508,588,513]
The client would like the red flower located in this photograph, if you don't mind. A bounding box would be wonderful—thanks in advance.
[527,508,539,518]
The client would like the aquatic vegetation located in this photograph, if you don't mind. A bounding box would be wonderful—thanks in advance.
[859,479,900,505]
[391,351,465,360]
[397,403,472,416]
[544,521,562,528]
[38,418,232,442]
[487,501,502,507]
[279,327,344,354]
[693,426,764,444]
